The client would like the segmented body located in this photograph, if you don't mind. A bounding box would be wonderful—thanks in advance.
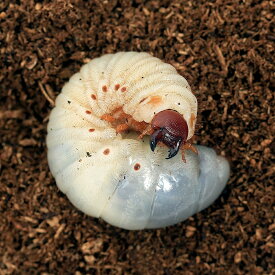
[47,52,229,230]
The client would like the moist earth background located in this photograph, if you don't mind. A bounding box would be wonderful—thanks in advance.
[0,1,274,274]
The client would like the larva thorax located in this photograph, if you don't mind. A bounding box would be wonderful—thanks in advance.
[79,52,197,141]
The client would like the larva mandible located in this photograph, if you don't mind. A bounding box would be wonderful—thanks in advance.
[47,52,230,230]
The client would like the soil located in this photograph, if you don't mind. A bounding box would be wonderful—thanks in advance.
[0,0,274,274]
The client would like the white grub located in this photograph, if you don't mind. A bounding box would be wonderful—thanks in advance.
[47,52,230,230]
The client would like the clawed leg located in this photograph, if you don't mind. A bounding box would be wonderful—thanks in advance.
[101,114,116,123]
[116,123,129,133]
[181,142,198,154]
[181,142,198,163]
[181,151,186,163]
[138,124,154,139]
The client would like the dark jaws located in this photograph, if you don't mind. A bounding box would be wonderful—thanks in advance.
[150,129,162,152]
[150,128,183,159]
[166,139,182,159]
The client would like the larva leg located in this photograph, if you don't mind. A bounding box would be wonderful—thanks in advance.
[181,142,198,163]
[181,151,187,163]
[138,124,154,139]
[101,114,116,123]
[116,123,129,133]
[182,142,198,154]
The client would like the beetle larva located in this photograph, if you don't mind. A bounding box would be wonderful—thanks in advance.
[47,52,230,230]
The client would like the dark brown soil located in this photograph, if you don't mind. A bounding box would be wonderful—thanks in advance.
[0,0,274,274]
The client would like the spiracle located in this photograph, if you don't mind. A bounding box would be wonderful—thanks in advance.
[47,52,230,230]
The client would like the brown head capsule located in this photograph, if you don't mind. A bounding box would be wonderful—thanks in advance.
[150,109,188,159]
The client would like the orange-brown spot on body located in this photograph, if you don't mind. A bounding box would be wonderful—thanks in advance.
[91,94,97,100]
[103,148,110,155]
[102,85,108,92]
[115,84,120,91]
[148,96,162,105]
[89,128,95,132]
[86,110,92,114]
[101,114,116,123]
[134,163,141,171]
[121,87,127,92]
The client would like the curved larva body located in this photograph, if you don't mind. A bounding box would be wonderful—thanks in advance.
[47,52,230,230]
